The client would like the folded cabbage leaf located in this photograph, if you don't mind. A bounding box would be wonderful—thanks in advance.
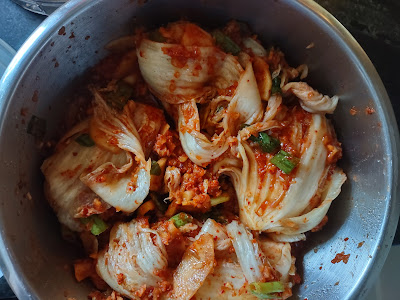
[177,59,265,165]
[96,219,168,298]
[268,167,346,236]
[238,94,281,142]
[194,218,231,251]
[178,100,229,165]
[258,238,295,284]
[223,61,264,135]
[195,221,295,299]
[41,119,124,231]
[80,91,151,212]
[137,39,242,104]
[41,94,155,231]
[216,112,346,240]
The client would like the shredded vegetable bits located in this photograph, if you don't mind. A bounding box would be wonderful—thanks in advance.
[41,20,345,299]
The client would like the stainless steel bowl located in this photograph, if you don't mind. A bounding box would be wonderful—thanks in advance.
[0,0,399,299]
[12,0,67,16]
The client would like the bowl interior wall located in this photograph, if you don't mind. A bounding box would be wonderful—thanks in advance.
[0,0,396,299]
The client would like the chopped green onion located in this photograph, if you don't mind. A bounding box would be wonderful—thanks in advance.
[75,133,95,147]
[91,216,108,235]
[249,281,284,299]
[150,161,161,176]
[210,194,230,206]
[150,192,169,212]
[105,81,134,110]
[271,76,281,94]
[148,29,166,43]
[249,135,259,143]
[169,212,193,228]
[202,208,228,224]
[27,115,46,139]
[257,132,280,153]
[241,124,280,153]
[270,150,299,174]
[80,215,108,236]
[215,105,224,113]
[79,217,91,225]
[212,30,241,55]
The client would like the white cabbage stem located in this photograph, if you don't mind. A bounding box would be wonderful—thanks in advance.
[238,94,282,142]
[243,37,268,57]
[282,81,338,114]
[173,233,215,300]
[226,221,264,283]
[178,100,229,165]
[223,61,263,135]
[195,219,231,251]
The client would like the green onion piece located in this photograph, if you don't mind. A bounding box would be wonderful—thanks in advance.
[201,207,228,224]
[249,135,259,142]
[80,215,108,236]
[105,81,134,110]
[257,132,280,153]
[75,133,95,147]
[271,76,281,94]
[215,105,224,113]
[27,115,46,139]
[150,161,161,176]
[210,194,230,206]
[241,124,280,152]
[148,29,166,43]
[90,215,108,235]
[270,150,299,174]
[169,212,193,228]
[150,192,169,212]
[212,30,241,55]
[249,281,284,299]
[79,217,91,225]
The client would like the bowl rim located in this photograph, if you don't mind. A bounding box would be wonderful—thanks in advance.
[0,0,398,299]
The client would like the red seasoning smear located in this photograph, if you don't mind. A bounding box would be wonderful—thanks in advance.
[357,241,365,248]
[331,252,350,264]
[365,106,375,115]
[20,107,28,116]
[349,106,357,116]
[161,45,201,68]
[58,26,66,36]
[32,90,39,103]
